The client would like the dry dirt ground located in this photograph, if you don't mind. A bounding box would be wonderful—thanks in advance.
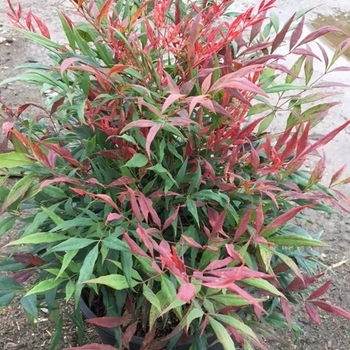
[1,0,350,349]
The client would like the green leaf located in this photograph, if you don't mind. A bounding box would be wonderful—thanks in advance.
[247,103,271,117]
[42,186,67,199]
[143,284,161,313]
[208,317,236,350]
[264,245,302,278]
[243,278,284,297]
[213,314,259,344]
[49,315,63,350]
[6,233,67,246]
[65,280,75,302]
[26,278,65,296]
[123,153,148,168]
[304,55,314,85]
[160,276,177,304]
[188,166,201,194]
[57,250,79,279]
[19,29,63,51]
[50,217,95,232]
[159,298,186,317]
[268,234,327,247]
[75,244,99,303]
[285,56,306,84]
[185,308,204,330]
[20,294,38,319]
[58,12,75,49]
[208,294,253,307]
[121,251,133,287]
[23,211,49,236]
[41,206,64,226]
[1,174,36,212]
[0,292,16,308]
[257,112,275,135]
[186,198,199,226]
[84,274,137,290]
[0,216,16,237]
[264,84,307,93]
[48,238,95,252]
[102,235,130,252]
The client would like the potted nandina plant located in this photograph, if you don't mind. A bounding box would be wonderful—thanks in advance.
[2,0,350,349]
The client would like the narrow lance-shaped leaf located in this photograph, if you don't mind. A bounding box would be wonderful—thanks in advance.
[233,206,252,241]
[311,301,350,320]
[305,302,321,326]
[297,26,343,47]
[289,15,305,50]
[271,14,295,53]
[96,0,113,26]
[261,205,313,236]
[145,124,162,158]
[208,317,236,350]
[307,280,332,301]
[281,297,292,328]
[301,119,350,157]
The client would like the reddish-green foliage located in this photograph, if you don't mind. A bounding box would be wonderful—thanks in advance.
[1,0,350,349]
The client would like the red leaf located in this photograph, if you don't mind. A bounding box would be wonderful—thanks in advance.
[50,97,65,116]
[280,297,292,328]
[12,269,36,284]
[122,120,159,133]
[32,13,50,38]
[138,193,161,228]
[296,122,310,157]
[208,207,227,236]
[289,15,305,50]
[177,283,196,303]
[285,274,323,292]
[60,57,82,75]
[171,246,185,273]
[182,235,202,249]
[161,93,185,114]
[65,344,116,350]
[291,48,320,59]
[40,177,78,189]
[271,14,295,53]
[297,26,344,47]
[123,322,137,346]
[312,301,350,320]
[203,257,233,272]
[163,206,180,231]
[105,213,123,223]
[301,119,350,157]
[122,230,148,258]
[233,206,252,241]
[145,124,162,158]
[13,253,45,267]
[227,283,265,315]
[96,0,112,26]
[95,194,119,211]
[329,164,347,187]
[86,315,131,328]
[225,244,243,263]
[305,302,321,326]
[262,205,313,234]
[127,188,142,222]
[255,200,264,234]
[201,73,212,95]
[307,280,331,301]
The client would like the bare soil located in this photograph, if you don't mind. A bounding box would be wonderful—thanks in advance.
[1,1,350,349]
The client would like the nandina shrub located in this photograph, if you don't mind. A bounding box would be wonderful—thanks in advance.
[1,0,350,349]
